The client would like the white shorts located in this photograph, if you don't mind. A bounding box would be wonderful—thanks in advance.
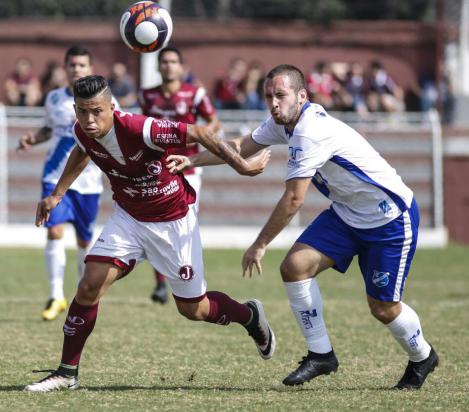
[87,203,206,300]
[184,173,201,213]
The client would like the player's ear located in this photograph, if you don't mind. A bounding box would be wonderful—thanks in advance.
[73,103,77,114]
[298,88,308,104]
[110,102,115,112]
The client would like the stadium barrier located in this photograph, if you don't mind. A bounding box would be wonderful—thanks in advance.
[0,107,447,248]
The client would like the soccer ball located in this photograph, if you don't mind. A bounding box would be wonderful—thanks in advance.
[120,1,173,53]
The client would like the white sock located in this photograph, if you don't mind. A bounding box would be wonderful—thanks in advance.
[45,238,66,300]
[76,245,90,284]
[284,278,332,354]
[386,302,431,362]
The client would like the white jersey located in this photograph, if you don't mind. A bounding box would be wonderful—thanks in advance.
[42,87,103,194]
[251,102,414,229]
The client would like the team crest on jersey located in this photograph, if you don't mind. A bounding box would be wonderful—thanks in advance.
[372,270,390,287]
[175,100,188,115]
[147,160,162,176]
[179,265,194,282]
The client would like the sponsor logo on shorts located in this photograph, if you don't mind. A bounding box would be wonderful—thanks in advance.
[372,270,390,287]
[179,265,194,282]
[147,160,162,176]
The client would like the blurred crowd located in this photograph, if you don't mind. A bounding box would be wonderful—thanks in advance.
[3,55,454,122]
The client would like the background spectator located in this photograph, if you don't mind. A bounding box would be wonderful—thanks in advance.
[4,57,42,106]
[213,57,247,109]
[108,62,137,108]
[241,61,265,110]
[40,61,67,105]
[366,60,404,112]
[344,62,368,116]
[306,61,339,110]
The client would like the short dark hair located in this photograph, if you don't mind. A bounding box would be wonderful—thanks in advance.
[158,46,183,64]
[65,45,92,65]
[73,75,111,101]
[265,64,306,93]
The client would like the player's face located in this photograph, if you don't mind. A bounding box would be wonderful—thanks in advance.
[74,94,115,139]
[65,55,93,85]
[159,51,183,82]
[264,75,306,128]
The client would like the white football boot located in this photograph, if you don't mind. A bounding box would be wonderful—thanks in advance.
[24,370,79,392]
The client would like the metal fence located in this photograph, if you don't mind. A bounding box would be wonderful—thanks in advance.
[0,106,444,238]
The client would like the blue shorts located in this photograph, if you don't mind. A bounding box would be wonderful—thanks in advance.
[41,182,100,241]
[297,199,419,302]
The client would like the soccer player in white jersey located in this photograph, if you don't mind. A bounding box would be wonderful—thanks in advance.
[17,46,102,321]
[169,64,439,390]
[24,75,274,392]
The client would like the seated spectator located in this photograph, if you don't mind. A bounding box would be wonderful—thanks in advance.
[366,60,404,112]
[241,61,266,110]
[108,62,137,108]
[213,57,247,110]
[40,60,67,104]
[306,61,338,110]
[344,62,368,116]
[4,57,42,106]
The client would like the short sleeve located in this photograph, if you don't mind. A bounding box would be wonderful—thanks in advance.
[43,91,55,128]
[251,117,287,146]
[194,87,216,120]
[143,117,187,151]
[286,135,332,181]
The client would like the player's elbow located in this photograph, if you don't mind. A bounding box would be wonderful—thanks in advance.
[287,194,305,211]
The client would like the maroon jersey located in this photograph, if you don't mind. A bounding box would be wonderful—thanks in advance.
[73,110,196,222]
[139,83,216,174]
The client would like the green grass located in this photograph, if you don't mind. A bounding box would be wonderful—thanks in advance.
[0,245,468,411]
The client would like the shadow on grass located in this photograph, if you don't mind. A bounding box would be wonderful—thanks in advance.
[0,384,392,393]
[79,384,391,392]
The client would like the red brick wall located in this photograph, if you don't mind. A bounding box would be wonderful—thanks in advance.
[0,18,438,102]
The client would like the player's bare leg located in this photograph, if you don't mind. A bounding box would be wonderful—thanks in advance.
[367,296,439,390]
[280,243,339,386]
[42,224,67,321]
[174,292,275,360]
[151,269,168,304]
[25,262,123,392]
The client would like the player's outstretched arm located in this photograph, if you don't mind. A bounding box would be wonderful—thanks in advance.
[242,177,311,277]
[35,146,90,227]
[184,127,269,176]
[17,127,52,151]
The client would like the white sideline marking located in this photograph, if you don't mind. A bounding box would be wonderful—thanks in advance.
[0,224,449,249]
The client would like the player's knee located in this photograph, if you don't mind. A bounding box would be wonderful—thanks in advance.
[76,278,100,304]
[368,300,400,324]
[280,256,315,282]
[47,225,64,240]
[176,304,206,321]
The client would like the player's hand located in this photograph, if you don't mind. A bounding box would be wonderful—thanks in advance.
[35,195,62,227]
[239,149,271,176]
[17,132,36,152]
[166,155,192,174]
[242,242,266,277]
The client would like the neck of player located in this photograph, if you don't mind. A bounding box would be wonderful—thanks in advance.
[162,79,181,96]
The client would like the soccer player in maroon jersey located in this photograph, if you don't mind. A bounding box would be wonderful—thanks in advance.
[139,46,221,304]
[25,75,274,392]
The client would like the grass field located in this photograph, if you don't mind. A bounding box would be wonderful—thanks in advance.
[0,245,468,411]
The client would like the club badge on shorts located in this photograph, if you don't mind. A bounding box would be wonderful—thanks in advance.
[179,265,194,282]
